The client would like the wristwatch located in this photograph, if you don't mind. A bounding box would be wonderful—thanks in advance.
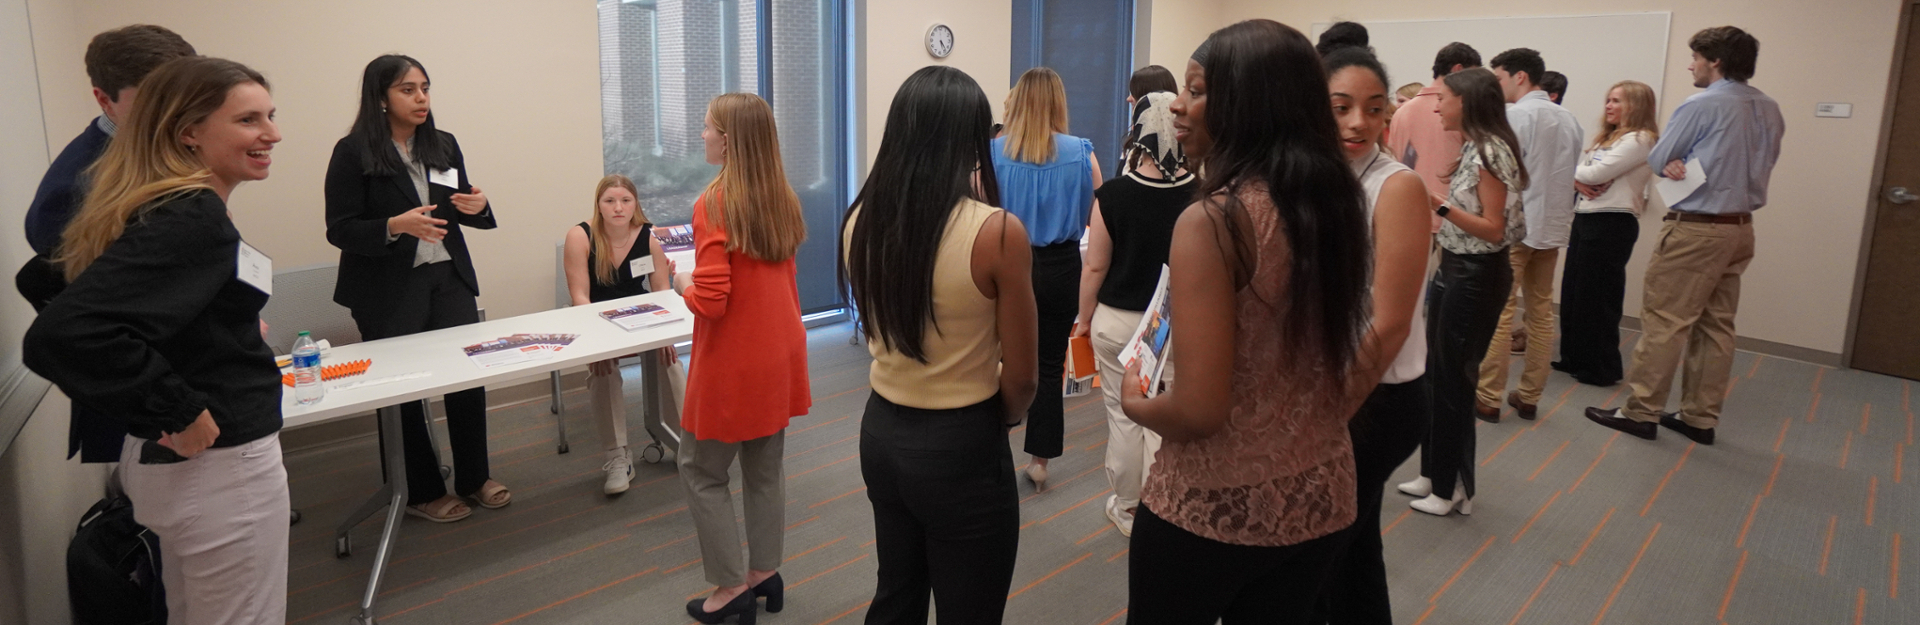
[1435,204,1452,217]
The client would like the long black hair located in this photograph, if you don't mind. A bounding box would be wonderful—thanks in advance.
[350,54,452,176]
[841,66,1002,363]
[1442,68,1529,191]
[1191,19,1372,375]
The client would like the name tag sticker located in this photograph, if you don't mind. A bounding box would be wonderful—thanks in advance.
[429,168,459,188]
[237,241,272,295]
[629,256,654,278]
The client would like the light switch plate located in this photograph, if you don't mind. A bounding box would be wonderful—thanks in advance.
[1816,102,1853,118]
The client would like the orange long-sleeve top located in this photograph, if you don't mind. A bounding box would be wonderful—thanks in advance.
[679,194,811,442]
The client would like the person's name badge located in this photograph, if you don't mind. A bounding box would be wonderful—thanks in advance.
[429,167,459,188]
[629,256,654,279]
[236,241,272,295]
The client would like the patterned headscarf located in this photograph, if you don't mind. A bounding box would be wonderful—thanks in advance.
[1125,91,1184,177]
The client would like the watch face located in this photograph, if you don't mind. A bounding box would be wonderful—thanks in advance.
[928,24,954,58]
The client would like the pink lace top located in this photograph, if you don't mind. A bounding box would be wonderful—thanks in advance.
[1140,180,1358,547]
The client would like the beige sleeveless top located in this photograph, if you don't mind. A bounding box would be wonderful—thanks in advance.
[845,199,1004,410]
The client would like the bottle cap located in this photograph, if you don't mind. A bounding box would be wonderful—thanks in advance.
[298,331,311,336]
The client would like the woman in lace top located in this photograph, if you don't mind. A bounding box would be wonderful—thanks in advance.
[1400,67,1528,518]
[1119,20,1375,624]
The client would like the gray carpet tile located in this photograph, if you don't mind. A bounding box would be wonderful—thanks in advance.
[281,323,1920,624]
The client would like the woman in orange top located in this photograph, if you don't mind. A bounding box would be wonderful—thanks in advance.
[674,92,812,625]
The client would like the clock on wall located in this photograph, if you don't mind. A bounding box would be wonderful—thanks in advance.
[927,23,954,58]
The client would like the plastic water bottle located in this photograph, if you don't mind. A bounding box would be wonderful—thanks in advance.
[292,331,325,405]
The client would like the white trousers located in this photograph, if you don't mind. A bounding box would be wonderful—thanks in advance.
[1091,304,1163,524]
[590,348,688,455]
[120,433,290,625]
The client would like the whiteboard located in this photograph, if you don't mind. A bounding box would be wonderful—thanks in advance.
[1315,12,1672,147]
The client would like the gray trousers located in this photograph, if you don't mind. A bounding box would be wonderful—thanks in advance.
[120,433,290,625]
[677,430,786,587]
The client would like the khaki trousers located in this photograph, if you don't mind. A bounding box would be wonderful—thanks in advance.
[1478,244,1560,406]
[1623,220,1756,427]
[1090,304,1162,527]
[120,434,290,625]
[678,430,785,587]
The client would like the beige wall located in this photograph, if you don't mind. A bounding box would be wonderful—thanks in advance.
[859,0,1013,169]
[1145,0,1222,82]
[30,0,606,323]
[1156,1,1906,357]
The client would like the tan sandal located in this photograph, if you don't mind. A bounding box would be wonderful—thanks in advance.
[466,479,511,509]
[405,496,472,523]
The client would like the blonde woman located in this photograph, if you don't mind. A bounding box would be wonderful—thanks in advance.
[678,93,811,624]
[25,56,289,624]
[990,67,1102,490]
[563,174,676,495]
[1555,81,1659,387]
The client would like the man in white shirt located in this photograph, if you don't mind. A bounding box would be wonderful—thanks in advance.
[1476,48,1584,422]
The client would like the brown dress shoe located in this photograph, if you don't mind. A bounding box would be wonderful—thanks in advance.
[1511,327,1528,354]
[1585,407,1656,440]
[1475,401,1501,424]
[1659,413,1715,445]
[1507,391,1538,420]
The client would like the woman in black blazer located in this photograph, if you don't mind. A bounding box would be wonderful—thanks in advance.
[324,54,507,522]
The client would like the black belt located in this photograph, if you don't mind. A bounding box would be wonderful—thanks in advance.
[1665,212,1751,225]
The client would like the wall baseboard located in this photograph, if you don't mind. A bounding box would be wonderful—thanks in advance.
[1617,314,1843,368]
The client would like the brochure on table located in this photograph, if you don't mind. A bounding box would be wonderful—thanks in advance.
[462,333,579,369]
[600,302,683,331]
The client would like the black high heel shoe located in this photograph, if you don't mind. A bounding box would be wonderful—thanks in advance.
[686,591,757,625]
[750,572,785,612]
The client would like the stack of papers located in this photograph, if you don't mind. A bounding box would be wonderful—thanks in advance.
[599,303,684,331]
[462,333,578,369]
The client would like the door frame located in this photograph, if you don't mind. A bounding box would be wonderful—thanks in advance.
[1845,0,1920,370]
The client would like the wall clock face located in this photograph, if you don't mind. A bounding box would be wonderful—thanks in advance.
[927,24,954,58]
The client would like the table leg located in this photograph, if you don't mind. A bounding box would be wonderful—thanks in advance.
[641,348,681,460]
[552,371,569,454]
[338,403,409,624]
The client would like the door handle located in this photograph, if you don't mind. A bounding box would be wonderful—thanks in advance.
[1887,186,1919,205]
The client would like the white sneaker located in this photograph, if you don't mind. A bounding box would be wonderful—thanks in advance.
[1104,495,1135,538]
[602,449,634,495]
[1396,476,1432,498]
[1410,491,1471,516]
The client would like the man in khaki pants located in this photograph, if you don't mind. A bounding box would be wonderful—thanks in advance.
[1475,48,1583,422]
[1586,26,1784,445]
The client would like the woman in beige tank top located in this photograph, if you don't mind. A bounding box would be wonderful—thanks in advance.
[840,65,1038,625]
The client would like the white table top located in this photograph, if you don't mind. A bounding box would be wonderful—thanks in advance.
[281,291,693,430]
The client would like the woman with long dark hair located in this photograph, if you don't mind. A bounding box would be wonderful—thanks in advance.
[26,56,289,624]
[842,65,1038,625]
[324,54,506,522]
[1398,67,1528,517]
[1118,20,1375,623]
[1315,36,1437,623]
[992,67,1101,490]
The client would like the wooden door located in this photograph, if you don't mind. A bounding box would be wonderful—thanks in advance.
[1855,5,1920,380]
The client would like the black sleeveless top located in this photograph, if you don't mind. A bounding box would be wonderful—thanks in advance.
[579,221,655,303]
[1095,170,1196,311]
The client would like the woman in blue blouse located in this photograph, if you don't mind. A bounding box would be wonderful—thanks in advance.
[991,67,1103,489]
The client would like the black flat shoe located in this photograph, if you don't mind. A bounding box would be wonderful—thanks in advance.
[1585,407,1657,440]
[1659,413,1715,446]
[687,592,757,625]
[750,572,785,613]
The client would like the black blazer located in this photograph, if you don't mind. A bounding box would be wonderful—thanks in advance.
[324,130,496,317]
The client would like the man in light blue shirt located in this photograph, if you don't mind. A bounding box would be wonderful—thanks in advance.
[1588,26,1784,446]
[1477,48,1584,421]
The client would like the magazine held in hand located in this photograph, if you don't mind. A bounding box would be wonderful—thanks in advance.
[1119,266,1172,397]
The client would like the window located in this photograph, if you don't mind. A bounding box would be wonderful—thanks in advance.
[598,0,850,313]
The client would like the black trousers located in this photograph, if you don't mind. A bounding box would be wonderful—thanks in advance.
[1421,250,1510,501]
[860,393,1019,625]
[350,261,491,505]
[1128,505,1350,625]
[1318,377,1432,624]
[1025,242,1081,459]
[1556,212,1640,385]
